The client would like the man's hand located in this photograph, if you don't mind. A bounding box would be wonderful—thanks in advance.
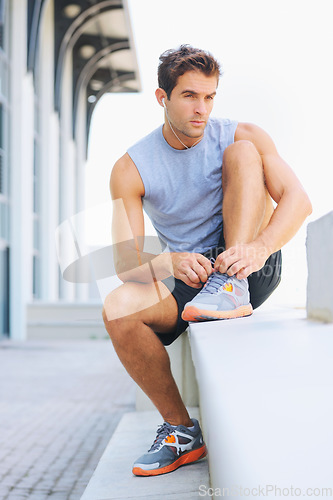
[171,252,213,288]
[214,241,270,280]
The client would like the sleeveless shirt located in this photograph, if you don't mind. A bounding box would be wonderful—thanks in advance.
[127,117,238,254]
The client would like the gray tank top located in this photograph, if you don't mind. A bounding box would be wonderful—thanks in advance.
[127,117,238,254]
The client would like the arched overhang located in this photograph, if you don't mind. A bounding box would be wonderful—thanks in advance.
[27,0,141,145]
[73,41,139,138]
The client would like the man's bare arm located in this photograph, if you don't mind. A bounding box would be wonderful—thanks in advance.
[111,153,165,282]
[110,153,212,286]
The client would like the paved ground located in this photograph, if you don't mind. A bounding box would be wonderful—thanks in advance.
[0,338,136,500]
[81,409,209,500]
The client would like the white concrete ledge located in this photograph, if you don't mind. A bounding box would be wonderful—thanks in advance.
[81,409,209,500]
[189,306,333,494]
[26,302,107,339]
[307,210,333,322]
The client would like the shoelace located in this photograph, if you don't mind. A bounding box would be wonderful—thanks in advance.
[201,271,229,294]
[148,422,175,452]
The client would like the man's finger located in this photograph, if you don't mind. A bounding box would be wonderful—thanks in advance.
[226,260,244,276]
[196,254,213,279]
[185,267,202,284]
[181,273,202,288]
[214,251,233,272]
[215,254,239,273]
[237,264,254,279]
[192,260,211,283]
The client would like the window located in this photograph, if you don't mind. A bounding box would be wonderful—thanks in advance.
[0,245,9,335]
[32,33,41,299]
[0,1,9,335]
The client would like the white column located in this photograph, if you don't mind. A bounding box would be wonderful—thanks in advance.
[75,88,90,301]
[9,0,34,340]
[39,0,60,301]
[58,50,77,301]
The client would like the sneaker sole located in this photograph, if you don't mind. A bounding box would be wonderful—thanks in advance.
[132,444,207,476]
[181,304,253,322]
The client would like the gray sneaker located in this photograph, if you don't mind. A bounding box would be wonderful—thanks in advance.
[182,272,253,322]
[132,419,207,476]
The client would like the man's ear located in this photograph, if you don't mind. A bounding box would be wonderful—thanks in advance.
[155,88,167,107]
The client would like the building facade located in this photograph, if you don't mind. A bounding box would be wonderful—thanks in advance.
[0,0,140,339]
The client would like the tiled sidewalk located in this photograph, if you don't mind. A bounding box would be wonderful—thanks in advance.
[0,338,136,500]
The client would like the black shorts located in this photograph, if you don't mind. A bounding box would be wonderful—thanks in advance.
[155,233,282,346]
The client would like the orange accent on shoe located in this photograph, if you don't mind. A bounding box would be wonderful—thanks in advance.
[132,445,207,477]
[164,434,176,443]
[223,282,233,292]
[181,304,253,322]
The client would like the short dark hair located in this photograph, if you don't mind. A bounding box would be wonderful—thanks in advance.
[158,45,222,99]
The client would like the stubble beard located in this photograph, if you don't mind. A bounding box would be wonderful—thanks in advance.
[175,120,206,140]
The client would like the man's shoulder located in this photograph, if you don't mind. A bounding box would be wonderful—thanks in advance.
[111,153,145,197]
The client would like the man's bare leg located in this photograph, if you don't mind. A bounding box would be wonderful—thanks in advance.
[222,140,274,248]
[182,139,275,322]
[102,281,192,427]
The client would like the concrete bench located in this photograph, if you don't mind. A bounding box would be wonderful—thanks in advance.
[189,305,333,496]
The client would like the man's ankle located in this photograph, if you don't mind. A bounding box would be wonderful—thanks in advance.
[165,416,193,427]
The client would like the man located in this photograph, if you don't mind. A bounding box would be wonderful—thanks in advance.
[102,45,312,476]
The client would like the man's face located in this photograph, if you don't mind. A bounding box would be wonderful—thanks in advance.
[165,70,218,141]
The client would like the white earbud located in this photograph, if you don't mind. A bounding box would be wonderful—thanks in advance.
[162,98,166,107]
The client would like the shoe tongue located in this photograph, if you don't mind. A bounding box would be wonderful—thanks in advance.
[149,422,174,452]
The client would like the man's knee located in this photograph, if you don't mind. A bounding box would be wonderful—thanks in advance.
[102,306,123,346]
[223,140,262,173]
[102,287,136,341]
[103,282,148,323]
[103,287,127,322]
[102,282,158,340]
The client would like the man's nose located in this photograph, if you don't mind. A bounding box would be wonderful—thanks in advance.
[194,99,206,115]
